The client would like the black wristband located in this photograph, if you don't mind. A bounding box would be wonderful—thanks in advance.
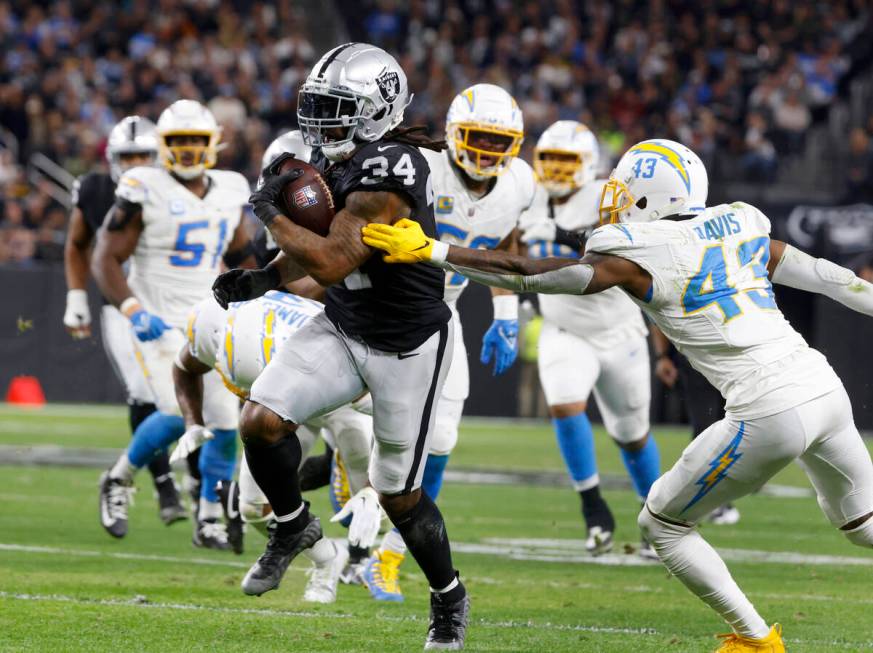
[554,225,586,252]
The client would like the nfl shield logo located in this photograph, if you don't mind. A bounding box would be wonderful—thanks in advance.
[293,185,319,209]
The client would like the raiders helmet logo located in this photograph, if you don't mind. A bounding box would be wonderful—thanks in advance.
[376,70,400,102]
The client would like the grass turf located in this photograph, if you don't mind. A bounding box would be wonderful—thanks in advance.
[0,404,872,652]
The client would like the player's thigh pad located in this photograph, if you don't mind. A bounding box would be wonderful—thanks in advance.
[536,321,599,406]
[132,328,187,415]
[592,335,652,443]
[249,312,366,425]
[648,411,804,525]
[440,307,469,402]
[202,371,240,431]
[430,396,464,456]
[100,305,155,404]
[795,386,873,527]
[361,320,453,495]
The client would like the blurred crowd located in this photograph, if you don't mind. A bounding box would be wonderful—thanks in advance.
[1,0,873,264]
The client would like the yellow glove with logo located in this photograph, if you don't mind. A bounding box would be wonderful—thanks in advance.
[362,218,436,264]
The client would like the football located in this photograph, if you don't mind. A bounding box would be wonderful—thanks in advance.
[276,158,335,236]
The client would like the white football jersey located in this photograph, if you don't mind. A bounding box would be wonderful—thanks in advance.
[586,201,841,419]
[524,180,647,348]
[187,291,325,396]
[116,166,249,328]
[422,149,536,304]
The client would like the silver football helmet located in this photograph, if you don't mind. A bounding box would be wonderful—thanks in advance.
[297,42,412,161]
[105,116,158,181]
[261,129,312,170]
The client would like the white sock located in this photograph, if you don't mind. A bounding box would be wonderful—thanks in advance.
[379,528,407,556]
[198,498,222,521]
[642,511,769,638]
[303,537,337,565]
[110,454,136,484]
[274,503,305,523]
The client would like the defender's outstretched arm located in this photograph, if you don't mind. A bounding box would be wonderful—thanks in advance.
[768,239,873,316]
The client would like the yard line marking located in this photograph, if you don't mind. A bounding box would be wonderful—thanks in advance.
[0,591,870,649]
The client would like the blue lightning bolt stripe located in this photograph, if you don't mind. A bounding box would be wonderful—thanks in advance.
[630,141,691,193]
[680,422,745,515]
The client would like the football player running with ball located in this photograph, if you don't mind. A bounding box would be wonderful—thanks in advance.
[213,43,469,650]
[64,115,186,526]
[363,138,873,652]
[93,100,256,548]
[362,83,535,602]
[520,121,659,557]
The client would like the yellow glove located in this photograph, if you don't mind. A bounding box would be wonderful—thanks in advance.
[362,218,435,264]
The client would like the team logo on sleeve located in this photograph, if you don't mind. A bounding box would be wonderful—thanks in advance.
[293,185,320,209]
[436,195,454,214]
[376,70,400,102]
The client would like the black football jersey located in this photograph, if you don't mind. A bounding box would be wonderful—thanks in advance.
[314,140,450,353]
[72,172,116,233]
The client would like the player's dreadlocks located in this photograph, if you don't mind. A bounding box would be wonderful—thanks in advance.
[384,125,446,152]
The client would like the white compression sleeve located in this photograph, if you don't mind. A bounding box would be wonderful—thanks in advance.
[772,244,873,317]
[442,262,594,295]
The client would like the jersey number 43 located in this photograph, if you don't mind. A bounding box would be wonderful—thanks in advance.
[682,236,776,321]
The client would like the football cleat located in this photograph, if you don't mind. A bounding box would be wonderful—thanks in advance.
[584,526,614,556]
[715,624,785,652]
[710,504,741,526]
[241,514,323,596]
[99,471,135,538]
[340,560,367,586]
[218,480,244,555]
[424,585,470,650]
[363,550,405,602]
[303,542,349,604]
[185,475,202,521]
[193,518,230,550]
[155,476,187,526]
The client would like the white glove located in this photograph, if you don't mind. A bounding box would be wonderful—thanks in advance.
[170,424,215,464]
[330,486,383,548]
[520,219,556,245]
[63,289,91,339]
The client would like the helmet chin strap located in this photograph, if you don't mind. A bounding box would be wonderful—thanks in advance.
[322,140,357,162]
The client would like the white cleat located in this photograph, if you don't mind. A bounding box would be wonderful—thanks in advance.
[584,526,614,556]
[303,542,350,604]
[709,504,741,526]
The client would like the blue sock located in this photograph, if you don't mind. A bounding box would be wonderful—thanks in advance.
[421,454,449,501]
[199,429,238,502]
[620,435,660,499]
[552,413,598,488]
[128,412,185,468]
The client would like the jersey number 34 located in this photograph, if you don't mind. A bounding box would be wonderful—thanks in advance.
[682,236,777,321]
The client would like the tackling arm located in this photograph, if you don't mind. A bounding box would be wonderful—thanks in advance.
[769,239,873,316]
[172,347,212,428]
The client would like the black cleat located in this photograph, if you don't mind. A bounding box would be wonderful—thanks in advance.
[425,585,470,650]
[241,514,323,596]
[193,518,231,550]
[99,471,134,538]
[218,480,244,555]
[155,476,187,526]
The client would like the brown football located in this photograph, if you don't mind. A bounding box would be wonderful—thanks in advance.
[276,158,335,237]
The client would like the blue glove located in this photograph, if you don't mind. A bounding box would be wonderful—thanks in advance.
[480,319,519,376]
[129,310,170,342]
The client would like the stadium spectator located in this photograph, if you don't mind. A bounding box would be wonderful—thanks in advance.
[844,127,873,204]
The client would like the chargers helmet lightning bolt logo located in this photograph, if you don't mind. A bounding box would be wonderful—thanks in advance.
[680,422,745,514]
[630,141,692,193]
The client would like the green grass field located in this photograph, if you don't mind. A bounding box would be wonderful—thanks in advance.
[1,403,872,652]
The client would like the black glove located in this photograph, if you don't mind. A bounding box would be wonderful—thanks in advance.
[250,153,304,226]
[212,267,281,309]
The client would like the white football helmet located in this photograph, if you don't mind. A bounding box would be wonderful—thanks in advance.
[261,129,312,170]
[156,100,221,179]
[297,42,412,162]
[599,139,708,224]
[446,83,523,180]
[534,120,599,198]
[105,116,158,182]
